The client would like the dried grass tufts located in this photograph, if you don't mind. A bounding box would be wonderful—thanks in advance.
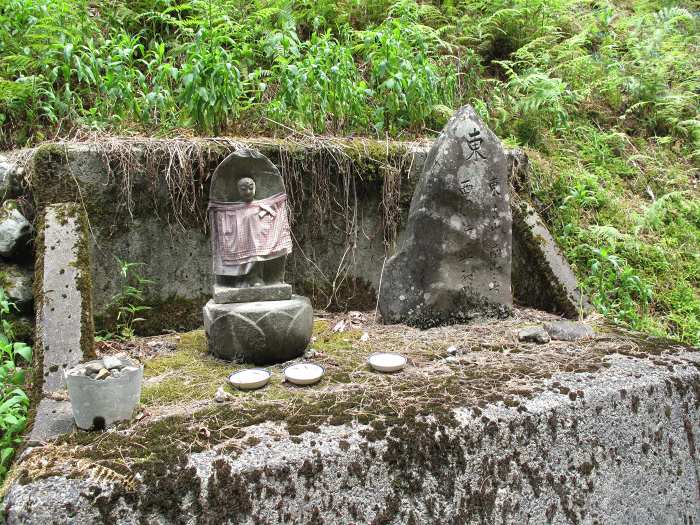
[85,135,245,230]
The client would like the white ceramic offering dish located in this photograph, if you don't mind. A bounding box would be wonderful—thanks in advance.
[229,369,271,390]
[283,363,324,386]
[368,352,407,373]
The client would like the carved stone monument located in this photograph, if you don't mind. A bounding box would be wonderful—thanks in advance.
[203,149,313,364]
[378,105,512,327]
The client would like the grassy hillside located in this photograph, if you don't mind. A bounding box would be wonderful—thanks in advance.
[1,0,698,344]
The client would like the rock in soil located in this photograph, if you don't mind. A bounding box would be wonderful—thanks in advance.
[0,200,30,258]
[518,326,551,344]
[544,321,594,341]
[85,362,103,376]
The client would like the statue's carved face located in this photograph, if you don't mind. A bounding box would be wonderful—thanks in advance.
[238,178,256,203]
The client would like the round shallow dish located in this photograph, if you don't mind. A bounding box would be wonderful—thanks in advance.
[229,369,271,390]
[284,363,324,386]
[368,352,407,373]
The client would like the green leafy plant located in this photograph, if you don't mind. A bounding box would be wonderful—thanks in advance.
[357,7,456,134]
[268,29,368,133]
[0,287,32,481]
[176,29,250,133]
[101,258,154,341]
[585,246,653,330]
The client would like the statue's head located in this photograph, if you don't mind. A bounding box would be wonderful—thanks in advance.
[237,177,256,203]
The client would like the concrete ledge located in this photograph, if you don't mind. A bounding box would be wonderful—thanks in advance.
[23,139,580,333]
[38,203,93,393]
[213,283,292,303]
[26,202,93,446]
[512,199,592,318]
[4,322,699,524]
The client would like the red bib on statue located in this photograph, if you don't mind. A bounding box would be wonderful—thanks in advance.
[210,193,292,267]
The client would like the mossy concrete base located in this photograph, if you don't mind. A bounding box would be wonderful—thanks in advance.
[3,311,700,523]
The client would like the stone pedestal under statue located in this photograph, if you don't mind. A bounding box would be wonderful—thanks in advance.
[203,149,312,365]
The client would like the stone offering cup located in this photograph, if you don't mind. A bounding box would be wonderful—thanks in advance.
[283,363,324,386]
[65,357,143,430]
[368,352,407,373]
[229,369,271,390]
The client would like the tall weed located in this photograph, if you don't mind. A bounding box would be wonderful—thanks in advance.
[268,30,368,133]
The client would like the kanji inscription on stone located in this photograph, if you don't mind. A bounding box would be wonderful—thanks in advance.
[379,105,512,327]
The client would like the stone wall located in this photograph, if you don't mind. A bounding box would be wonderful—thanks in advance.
[27,139,427,333]
[14,137,585,334]
[0,151,34,337]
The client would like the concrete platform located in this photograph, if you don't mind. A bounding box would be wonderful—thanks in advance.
[3,310,699,524]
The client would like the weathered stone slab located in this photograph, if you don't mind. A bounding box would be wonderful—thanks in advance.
[203,295,313,364]
[213,283,291,304]
[26,399,74,446]
[37,203,94,393]
[379,105,512,327]
[545,320,594,341]
[4,343,700,523]
[513,200,592,318]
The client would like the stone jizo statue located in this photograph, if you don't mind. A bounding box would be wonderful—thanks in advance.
[203,148,312,365]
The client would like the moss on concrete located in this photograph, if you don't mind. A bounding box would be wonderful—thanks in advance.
[141,331,230,404]
[21,211,46,452]
[141,322,370,407]
[9,312,699,521]
[70,204,96,360]
[30,144,75,206]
